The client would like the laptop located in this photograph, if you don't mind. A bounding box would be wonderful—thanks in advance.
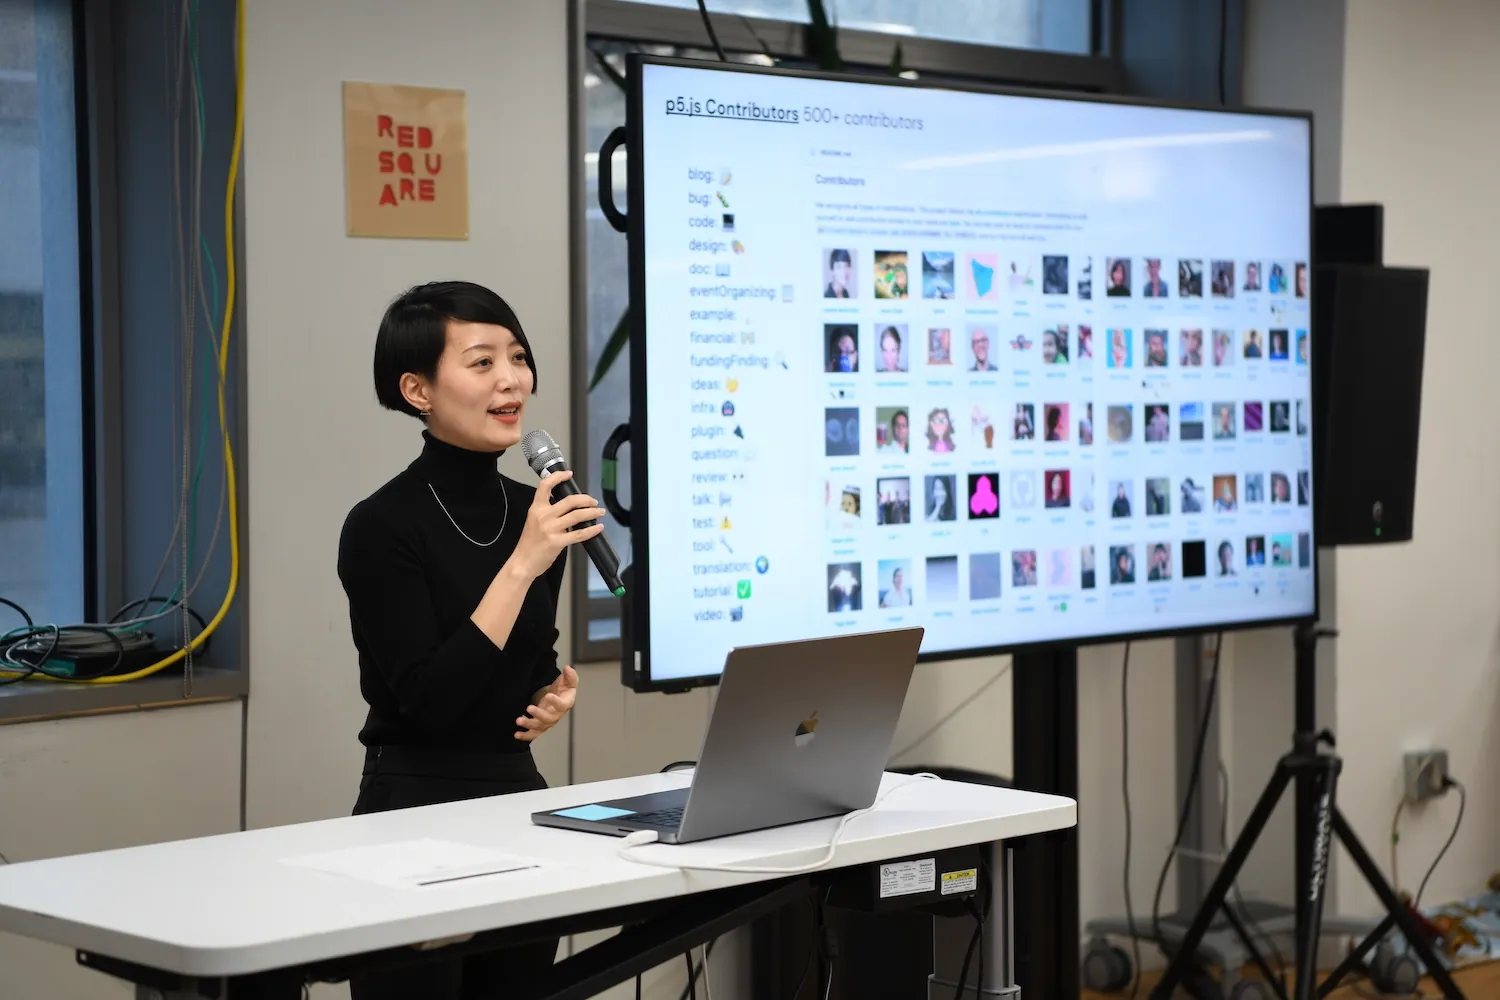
[531,627,923,844]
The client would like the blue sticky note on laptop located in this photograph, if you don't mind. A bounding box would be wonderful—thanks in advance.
[552,804,636,822]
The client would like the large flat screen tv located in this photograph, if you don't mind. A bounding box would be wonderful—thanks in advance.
[622,54,1315,692]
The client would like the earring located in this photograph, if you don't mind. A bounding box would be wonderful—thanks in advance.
[419,408,432,417]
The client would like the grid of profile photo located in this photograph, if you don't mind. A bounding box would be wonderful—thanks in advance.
[817,247,1314,617]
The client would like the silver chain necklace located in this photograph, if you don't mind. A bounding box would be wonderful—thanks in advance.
[428,481,509,547]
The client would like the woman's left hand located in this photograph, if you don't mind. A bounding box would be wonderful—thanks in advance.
[515,665,579,742]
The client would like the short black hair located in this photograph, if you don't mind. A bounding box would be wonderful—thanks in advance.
[373,280,538,418]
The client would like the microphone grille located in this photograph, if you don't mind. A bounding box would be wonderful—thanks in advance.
[521,429,563,473]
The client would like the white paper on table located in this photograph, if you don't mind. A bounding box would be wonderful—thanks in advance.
[282,838,542,890]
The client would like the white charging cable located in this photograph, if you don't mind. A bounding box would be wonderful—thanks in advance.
[618,772,940,874]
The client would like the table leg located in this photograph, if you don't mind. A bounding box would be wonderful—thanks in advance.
[929,842,1020,1000]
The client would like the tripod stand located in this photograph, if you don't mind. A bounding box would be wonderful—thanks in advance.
[1150,623,1465,1000]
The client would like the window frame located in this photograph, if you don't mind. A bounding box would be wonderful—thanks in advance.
[567,0,1126,665]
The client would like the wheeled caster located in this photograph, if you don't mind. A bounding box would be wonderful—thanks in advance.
[1081,937,1133,993]
[1369,942,1422,996]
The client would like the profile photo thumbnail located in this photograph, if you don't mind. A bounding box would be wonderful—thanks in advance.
[825,480,861,532]
[1212,329,1235,367]
[874,250,909,299]
[1268,262,1289,295]
[1298,531,1312,568]
[971,405,996,450]
[1296,400,1309,436]
[1297,469,1311,506]
[1145,476,1170,517]
[1180,328,1204,367]
[969,552,1003,601]
[1146,542,1173,581]
[1011,550,1038,587]
[1182,539,1208,579]
[1142,257,1170,298]
[1043,255,1070,295]
[1106,257,1132,297]
[1010,469,1038,510]
[1244,472,1265,504]
[968,324,998,372]
[1144,329,1169,368]
[1081,544,1097,589]
[1269,472,1291,504]
[926,555,959,603]
[922,251,955,300]
[1109,545,1136,585]
[1296,329,1309,365]
[1243,329,1264,359]
[875,406,909,455]
[1246,535,1266,566]
[924,474,957,522]
[826,562,862,612]
[1213,474,1238,512]
[1271,534,1294,567]
[1107,328,1133,369]
[924,407,956,453]
[1270,400,1291,433]
[877,558,914,607]
[1269,329,1289,361]
[1043,402,1070,442]
[927,326,952,366]
[1243,401,1264,433]
[1180,476,1206,514]
[875,323,909,373]
[1076,256,1093,301]
[1144,403,1171,443]
[823,248,856,299]
[1178,259,1204,298]
[1044,469,1071,509]
[967,472,1001,519]
[1243,260,1263,293]
[876,476,911,525]
[825,406,860,457]
[1078,402,1094,445]
[1012,403,1036,441]
[1109,479,1133,518]
[1047,548,1074,588]
[1042,326,1069,364]
[1076,468,1096,513]
[1215,539,1237,576]
[1211,260,1235,298]
[824,323,859,373]
[1107,404,1134,444]
[1004,255,1036,294]
[1077,324,1094,364]
[1180,402,1205,441]
[965,252,999,301]
[1294,262,1309,299]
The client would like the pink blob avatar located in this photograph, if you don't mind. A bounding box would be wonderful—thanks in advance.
[970,475,999,516]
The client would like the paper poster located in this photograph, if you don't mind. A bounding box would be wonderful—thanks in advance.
[343,81,469,239]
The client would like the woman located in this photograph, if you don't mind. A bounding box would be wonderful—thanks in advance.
[825,248,853,298]
[337,281,604,1000]
[926,407,955,452]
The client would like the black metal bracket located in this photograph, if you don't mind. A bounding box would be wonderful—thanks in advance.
[601,421,631,527]
[597,125,628,233]
[77,878,816,1000]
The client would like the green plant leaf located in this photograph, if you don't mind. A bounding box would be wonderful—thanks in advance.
[589,311,630,392]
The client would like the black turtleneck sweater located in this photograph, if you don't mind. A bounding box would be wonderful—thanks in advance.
[337,432,566,754]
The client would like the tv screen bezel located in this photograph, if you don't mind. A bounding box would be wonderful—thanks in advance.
[622,52,1317,694]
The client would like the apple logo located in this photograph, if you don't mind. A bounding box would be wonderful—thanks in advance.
[794,711,820,748]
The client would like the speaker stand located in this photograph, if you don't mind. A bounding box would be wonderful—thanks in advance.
[1149,624,1465,1000]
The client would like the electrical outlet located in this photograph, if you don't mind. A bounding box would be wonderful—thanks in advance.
[1403,750,1449,804]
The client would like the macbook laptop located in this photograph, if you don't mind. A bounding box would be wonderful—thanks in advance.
[531,627,923,844]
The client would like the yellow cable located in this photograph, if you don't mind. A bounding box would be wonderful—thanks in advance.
[69,0,244,684]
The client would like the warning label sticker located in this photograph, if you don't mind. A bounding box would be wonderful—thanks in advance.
[941,868,979,895]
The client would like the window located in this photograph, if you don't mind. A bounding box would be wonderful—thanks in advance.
[614,0,1092,54]
[572,1,1112,660]
[0,0,87,629]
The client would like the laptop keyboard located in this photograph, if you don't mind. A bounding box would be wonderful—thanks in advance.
[629,806,685,829]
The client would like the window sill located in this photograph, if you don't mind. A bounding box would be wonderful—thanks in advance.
[0,666,246,725]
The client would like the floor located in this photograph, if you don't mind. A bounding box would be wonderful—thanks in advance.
[1082,961,1500,999]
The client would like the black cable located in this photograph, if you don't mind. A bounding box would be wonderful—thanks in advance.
[735,14,775,61]
[695,0,728,62]
[661,760,697,773]
[1151,632,1224,951]
[1216,0,1229,105]
[677,939,716,1000]
[953,913,980,1000]
[685,951,697,1000]
[0,597,33,627]
[636,973,642,1000]
[1121,641,1143,1000]
[1415,778,1466,907]
[790,895,818,999]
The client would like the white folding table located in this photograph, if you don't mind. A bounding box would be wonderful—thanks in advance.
[0,770,1075,999]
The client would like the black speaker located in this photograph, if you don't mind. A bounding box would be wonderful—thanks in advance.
[1312,264,1429,545]
[1315,203,1384,265]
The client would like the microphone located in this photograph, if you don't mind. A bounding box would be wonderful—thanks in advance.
[521,429,626,598]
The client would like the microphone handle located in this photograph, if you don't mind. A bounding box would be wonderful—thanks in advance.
[547,467,626,597]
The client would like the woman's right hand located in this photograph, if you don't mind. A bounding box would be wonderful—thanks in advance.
[510,471,608,580]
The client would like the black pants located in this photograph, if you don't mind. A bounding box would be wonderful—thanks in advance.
[348,745,559,1000]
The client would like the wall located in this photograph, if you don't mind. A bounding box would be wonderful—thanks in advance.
[1327,0,1500,914]
[239,0,573,829]
[0,702,243,1000]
